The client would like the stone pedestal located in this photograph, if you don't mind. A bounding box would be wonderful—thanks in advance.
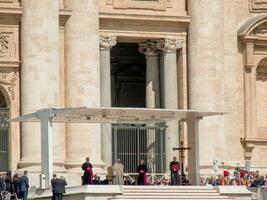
[157,38,182,169]
[99,35,117,166]
[20,0,63,175]
[64,0,104,177]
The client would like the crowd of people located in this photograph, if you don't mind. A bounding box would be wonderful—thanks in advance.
[0,171,29,200]
[2,157,265,200]
[201,169,267,187]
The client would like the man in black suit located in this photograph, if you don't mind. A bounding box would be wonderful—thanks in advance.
[19,171,29,200]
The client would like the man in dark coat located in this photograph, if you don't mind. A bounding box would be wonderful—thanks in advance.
[81,157,93,185]
[0,174,5,200]
[54,176,67,200]
[12,174,20,199]
[19,171,29,200]
[137,159,148,185]
[169,156,180,185]
[51,174,58,200]
[5,171,12,195]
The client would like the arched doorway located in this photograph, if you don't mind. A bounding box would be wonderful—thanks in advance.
[0,89,9,172]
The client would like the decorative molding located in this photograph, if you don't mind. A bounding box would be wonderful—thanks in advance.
[241,138,256,160]
[99,35,117,51]
[0,27,19,62]
[59,8,72,27]
[0,70,18,100]
[106,0,172,11]
[0,0,13,3]
[138,41,159,56]
[0,33,9,57]
[157,38,183,53]
[250,0,267,12]
[256,57,267,80]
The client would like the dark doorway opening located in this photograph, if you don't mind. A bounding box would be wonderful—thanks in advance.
[111,43,146,108]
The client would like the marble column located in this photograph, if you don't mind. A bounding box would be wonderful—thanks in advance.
[139,41,160,109]
[20,0,61,178]
[157,38,182,170]
[99,35,117,166]
[64,0,104,180]
[188,0,225,171]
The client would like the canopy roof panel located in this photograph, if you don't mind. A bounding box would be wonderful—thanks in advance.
[11,107,227,124]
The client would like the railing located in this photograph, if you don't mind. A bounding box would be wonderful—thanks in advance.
[125,173,170,184]
[0,108,8,172]
[112,124,166,173]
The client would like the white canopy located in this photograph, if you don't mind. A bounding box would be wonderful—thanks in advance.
[11,107,227,188]
[11,107,226,123]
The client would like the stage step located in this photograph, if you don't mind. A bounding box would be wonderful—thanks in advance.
[110,186,234,200]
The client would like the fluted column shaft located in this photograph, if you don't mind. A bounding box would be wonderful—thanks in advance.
[157,38,182,170]
[139,41,160,109]
[64,0,103,174]
[100,35,117,166]
[20,0,61,177]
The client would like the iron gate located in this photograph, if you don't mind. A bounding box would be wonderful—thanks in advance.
[0,108,9,172]
[112,124,166,173]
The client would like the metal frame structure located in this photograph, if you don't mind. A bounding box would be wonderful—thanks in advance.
[11,107,226,188]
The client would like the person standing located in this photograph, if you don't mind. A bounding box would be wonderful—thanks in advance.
[81,157,93,185]
[5,171,12,195]
[137,160,148,185]
[0,174,5,200]
[51,174,58,200]
[12,174,20,199]
[112,159,124,185]
[19,171,29,200]
[169,156,180,185]
[55,176,67,200]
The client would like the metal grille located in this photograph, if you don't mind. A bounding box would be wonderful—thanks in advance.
[0,108,9,172]
[112,124,165,173]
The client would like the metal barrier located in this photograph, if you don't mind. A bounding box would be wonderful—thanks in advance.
[112,124,166,173]
[125,173,169,185]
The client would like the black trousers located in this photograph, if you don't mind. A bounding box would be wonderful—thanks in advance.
[52,193,63,200]
[171,172,180,185]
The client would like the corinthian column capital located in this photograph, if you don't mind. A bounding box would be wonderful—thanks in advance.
[100,35,117,51]
[138,41,159,56]
[157,38,183,53]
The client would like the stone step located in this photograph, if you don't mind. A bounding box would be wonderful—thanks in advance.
[123,189,218,193]
[122,186,214,190]
[112,196,233,200]
[122,193,220,196]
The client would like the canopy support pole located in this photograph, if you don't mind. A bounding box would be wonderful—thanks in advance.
[37,109,54,189]
[186,116,202,185]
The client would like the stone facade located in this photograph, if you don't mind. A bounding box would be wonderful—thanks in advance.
[1,0,267,186]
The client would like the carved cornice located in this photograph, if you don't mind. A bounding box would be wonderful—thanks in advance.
[157,38,183,53]
[100,35,117,51]
[138,41,159,56]
[0,7,22,21]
